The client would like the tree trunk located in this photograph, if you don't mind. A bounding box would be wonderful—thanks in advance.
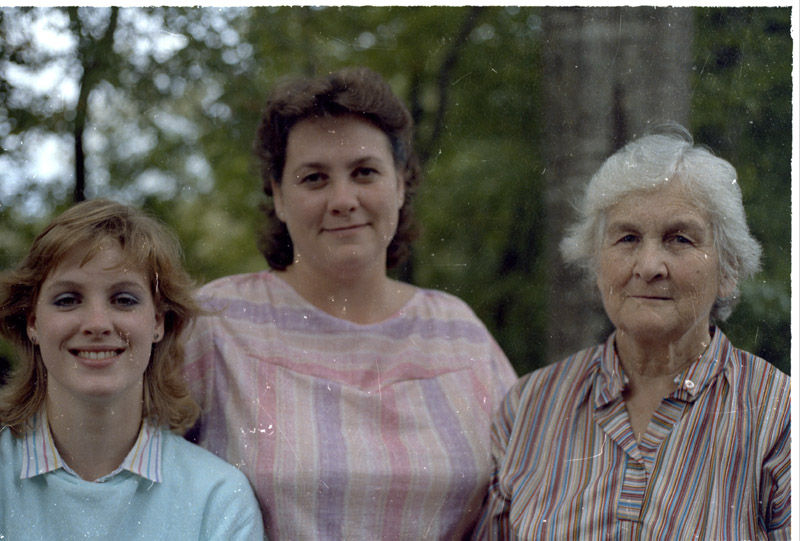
[69,7,119,203]
[541,7,693,362]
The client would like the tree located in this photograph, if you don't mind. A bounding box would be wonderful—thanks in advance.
[0,7,791,379]
[69,7,119,202]
[540,7,694,362]
[691,8,792,374]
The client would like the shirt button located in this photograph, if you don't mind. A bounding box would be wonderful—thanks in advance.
[684,379,695,390]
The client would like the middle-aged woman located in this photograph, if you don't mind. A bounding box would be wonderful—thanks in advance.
[183,66,518,539]
[473,124,790,540]
[0,199,264,540]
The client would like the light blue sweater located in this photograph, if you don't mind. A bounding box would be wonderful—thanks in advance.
[0,425,265,540]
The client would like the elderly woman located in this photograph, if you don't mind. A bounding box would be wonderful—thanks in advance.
[473,125,790,540]
[0,199,264,540]
[184,66,517,539]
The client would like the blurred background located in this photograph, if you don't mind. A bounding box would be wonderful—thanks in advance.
[0,6,792,380]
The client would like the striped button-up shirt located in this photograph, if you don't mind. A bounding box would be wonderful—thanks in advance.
[20,411,162,483]
[474,328,790,540]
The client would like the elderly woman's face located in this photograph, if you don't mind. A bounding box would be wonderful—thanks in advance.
[596,181,727,347]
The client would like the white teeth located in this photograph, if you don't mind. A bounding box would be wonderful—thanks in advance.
[76,350,118,360]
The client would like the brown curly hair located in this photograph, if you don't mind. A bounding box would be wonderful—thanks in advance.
[254,66,422,270]
[0,199,200,435]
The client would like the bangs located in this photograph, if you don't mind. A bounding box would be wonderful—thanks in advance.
[36,223,157,296]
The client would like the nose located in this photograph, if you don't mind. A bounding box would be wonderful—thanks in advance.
[328,178,358,216]
[81,300,113,336]
[633,241,668,281]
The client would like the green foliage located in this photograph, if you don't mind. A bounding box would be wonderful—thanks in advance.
[0,6,791,380]
[691,7,791,373]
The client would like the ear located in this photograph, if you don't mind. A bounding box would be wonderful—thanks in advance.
[25,312,37,343]
[719,275,737,300]
[153,311,165,344]
[395,170,405,210]
[27,325,38,345]
[271,180,285,222]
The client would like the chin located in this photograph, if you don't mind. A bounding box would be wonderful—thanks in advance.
[329,249,383,271]
[625,322,694,343]
[74,380,141,403]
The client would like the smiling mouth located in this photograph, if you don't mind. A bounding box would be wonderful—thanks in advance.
[324,224,366,232]
[71,349,124,360]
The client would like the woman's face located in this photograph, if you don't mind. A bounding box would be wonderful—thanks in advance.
[28,240,164,408]
[596,181,729,348]
[273,114,404,279]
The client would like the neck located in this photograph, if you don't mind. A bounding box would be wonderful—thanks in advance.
[279,263,412,324]
[615,326,712,442]
[616,325,712,382]
[45,392,143,481]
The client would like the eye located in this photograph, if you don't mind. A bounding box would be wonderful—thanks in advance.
[353,167,378,180]
[52,292,81,308]
[112,292,141,308]
[615,234,638,244]
[669,234,694,245]
[300,172,327,186]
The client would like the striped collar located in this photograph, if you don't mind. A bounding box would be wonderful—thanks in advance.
[594,326,729,408]
[19,410,163,483]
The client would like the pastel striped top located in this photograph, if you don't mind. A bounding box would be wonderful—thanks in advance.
[473,328,790,540]
[184,271,518,540]
[20,410,162,482]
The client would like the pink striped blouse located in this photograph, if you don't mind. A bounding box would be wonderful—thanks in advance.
[473,328,790,540]
[184,271,517,540]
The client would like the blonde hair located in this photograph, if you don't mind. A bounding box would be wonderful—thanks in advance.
[0,199,200,435]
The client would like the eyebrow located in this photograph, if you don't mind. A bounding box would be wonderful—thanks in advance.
[41,280,149,294]
[291,155,388,173]
[346,156,386,168]
[606,217,707,233]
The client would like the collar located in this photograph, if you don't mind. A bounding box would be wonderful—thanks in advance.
[593,327,730,409]
[20,411,163,483]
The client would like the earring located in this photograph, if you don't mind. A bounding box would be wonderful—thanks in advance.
[153,332,161,341]
[28,328,38,344]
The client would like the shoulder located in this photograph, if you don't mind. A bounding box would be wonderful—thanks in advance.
[0,427,20,470]
[491,344,602,454]
[414,286,475,312]
[722,337,789,410]
[195,270,273,301]
[0,428,24,507]
[396,286,517,382]
[192,271,289,328]
[160,431,264,538]
[404,287,510,356]
[507,343,602,414]
[520,343,601,389]
[410,287,487,322]
[161,431,252,490]
[0,426,22,464]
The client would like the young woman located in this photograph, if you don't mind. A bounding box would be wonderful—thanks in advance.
[0,199,264,540]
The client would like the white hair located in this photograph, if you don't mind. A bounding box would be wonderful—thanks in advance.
[560,123,761,322]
